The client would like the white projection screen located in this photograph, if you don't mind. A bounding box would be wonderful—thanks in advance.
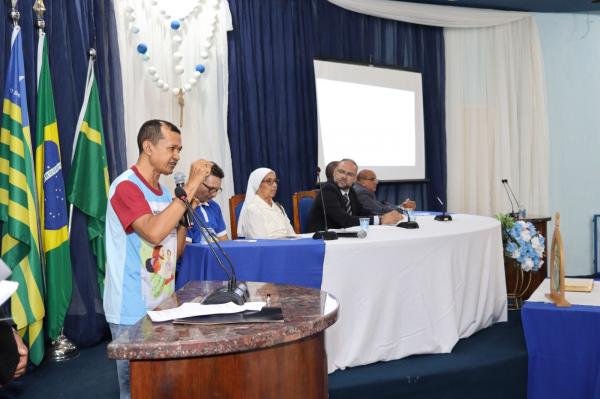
[314,59,426,181]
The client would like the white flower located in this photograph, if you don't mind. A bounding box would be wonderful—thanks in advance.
[511,250,520,259]
[522,257,534,272]
[520,229,532,242]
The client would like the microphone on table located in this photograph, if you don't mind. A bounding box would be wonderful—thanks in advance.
[175,185,249,305]
[312,166,338,241]
[336,230,367,239]
[173,172,194,229]
[397,208,419,229]
[501,178,523,219]
[434,196,452,221]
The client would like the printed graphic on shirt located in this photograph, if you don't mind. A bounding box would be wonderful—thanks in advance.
[139,200,177,308]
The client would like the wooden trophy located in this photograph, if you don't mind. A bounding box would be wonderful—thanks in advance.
[545,212,571,307]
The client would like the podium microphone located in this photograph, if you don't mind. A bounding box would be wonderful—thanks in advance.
[501,179,518,218]
[175,186,249,305]
[313,166,338,241]
[434,196,452,221]
[174,172,194,228]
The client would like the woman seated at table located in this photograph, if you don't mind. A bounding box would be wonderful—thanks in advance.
[237,168,297,239]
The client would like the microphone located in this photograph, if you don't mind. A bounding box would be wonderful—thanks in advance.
[336,230,367,239]
[502,179,522,219]
[434,196,452,221]
[174,172,194,228]
[175,186,249,305]
[397,208,419,229]
[312,166,338,241]
[501,179,517,218]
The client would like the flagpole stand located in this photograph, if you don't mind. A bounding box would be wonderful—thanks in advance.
[46,332,79,362]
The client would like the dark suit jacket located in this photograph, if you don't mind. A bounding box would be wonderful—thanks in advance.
[353,183,397,214]
[307,182,374,232]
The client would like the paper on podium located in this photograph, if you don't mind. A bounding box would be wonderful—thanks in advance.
[147,301,266,323]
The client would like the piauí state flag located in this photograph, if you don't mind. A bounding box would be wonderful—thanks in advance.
[35,31,73,341]
[0,26,45,365]
[67,58,109,295]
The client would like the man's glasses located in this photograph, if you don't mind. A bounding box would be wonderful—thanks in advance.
[202,182,222,194]
[261,178,279,186]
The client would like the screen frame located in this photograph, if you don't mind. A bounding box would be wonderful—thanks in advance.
[313,57,427,183]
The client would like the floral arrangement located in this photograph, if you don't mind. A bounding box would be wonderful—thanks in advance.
[496,214,545,272]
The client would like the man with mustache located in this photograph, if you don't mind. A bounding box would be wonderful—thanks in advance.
[104,119,211,399]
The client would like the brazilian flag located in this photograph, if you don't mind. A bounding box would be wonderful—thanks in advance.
[67,56,109,295]
[0,26,45,365]
[35,31,73,341]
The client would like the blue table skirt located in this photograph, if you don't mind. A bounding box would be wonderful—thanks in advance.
[522,301,600,399]
[176,238,325,290]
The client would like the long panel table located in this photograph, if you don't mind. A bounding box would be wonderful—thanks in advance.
[178,214,508,373]
[176,238,325,290]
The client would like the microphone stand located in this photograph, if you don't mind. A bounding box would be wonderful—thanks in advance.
[176,187,249,305]
[313,169,338,240]
[501,179,518,219]
[434,196,452,222]
[397,208,419,229]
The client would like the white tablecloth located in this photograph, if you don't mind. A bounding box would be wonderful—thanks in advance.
[321,214,507,373]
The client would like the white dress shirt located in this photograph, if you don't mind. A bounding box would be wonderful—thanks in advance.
[240,195,296,239]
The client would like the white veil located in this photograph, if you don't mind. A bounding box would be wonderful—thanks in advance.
[236,168,273,237]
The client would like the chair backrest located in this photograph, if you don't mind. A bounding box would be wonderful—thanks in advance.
[229,194,246,239]
[292,190,318,234]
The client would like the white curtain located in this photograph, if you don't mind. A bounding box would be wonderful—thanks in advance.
[328,0,549,215]
[114,0,236,231]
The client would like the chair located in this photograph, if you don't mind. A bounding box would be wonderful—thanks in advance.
[292,190,318,234]
[229,194,246,239]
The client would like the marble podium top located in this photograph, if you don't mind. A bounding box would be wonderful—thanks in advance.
[107,281,339,360]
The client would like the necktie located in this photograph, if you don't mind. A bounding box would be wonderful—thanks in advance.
[343,193,352,215]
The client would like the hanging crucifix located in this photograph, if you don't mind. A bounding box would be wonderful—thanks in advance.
[177,88,184,127]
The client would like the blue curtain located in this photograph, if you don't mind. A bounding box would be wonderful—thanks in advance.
[227,0,319,214]
[0,0,126,346]
[313,1,446,211]
[227,0,446,213]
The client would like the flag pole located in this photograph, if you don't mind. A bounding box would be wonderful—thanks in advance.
[33,0,79,362]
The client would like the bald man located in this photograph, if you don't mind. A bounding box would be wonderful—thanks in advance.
[354,169,416,215]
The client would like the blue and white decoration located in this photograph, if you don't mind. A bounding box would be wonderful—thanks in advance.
[504,220,545,272]
[124,0,220,96]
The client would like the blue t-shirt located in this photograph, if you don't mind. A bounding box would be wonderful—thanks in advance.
[187,200,227,243]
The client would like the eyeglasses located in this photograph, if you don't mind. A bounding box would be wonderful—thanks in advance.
[261,178,279,186]
[336,169,356,178]
[202,182,222,194]
[364,177,378,182]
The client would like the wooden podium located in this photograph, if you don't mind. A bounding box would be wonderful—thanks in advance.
[107,281,338,399]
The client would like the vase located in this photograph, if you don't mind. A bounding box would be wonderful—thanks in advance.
[506,264,533,310]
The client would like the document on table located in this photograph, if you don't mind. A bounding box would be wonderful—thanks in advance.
[147,301,266,322]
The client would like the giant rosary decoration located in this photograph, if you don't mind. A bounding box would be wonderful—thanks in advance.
[124,0,219,126]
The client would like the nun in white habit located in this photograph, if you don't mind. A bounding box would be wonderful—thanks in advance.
[236,168,297,239]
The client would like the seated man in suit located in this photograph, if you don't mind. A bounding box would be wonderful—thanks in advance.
[307,159,403,231]
[354,169,416,215]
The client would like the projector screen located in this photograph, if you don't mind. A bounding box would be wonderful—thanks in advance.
[314,59,426,181]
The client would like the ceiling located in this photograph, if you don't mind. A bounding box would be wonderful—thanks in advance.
[398,0,600,13]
